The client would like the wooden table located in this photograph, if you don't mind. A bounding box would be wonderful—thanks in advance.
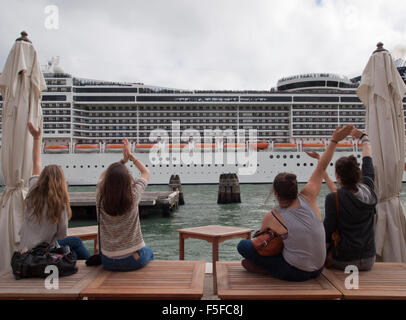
[80,260,206,300]
[176,225,252,294]
[0,261,102,300]
[216,261,342,300]
[68,225,98,254]
[322,263,406,299]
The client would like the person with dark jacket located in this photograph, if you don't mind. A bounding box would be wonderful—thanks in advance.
[324,127,377,270]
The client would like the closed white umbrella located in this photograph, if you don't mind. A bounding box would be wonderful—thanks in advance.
[0,33,46,272]
[357,42,406,262]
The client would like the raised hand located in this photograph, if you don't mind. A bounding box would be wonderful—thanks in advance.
[331,124,354,142]
[305,150,320,160]
[350,127,364,140]
[122,138,131,163]
[28,121,41,139]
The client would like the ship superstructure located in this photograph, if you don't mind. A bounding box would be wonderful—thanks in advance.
[0,57,405,185]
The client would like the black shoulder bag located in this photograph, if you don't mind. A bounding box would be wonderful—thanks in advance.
[11,242,78,280]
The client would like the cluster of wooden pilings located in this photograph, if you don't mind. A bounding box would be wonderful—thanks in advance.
[169,174,185,205]
[217,173,241,204]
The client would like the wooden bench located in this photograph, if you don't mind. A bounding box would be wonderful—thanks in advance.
[0,261,103,300]
[216,261,342,300]
[80,260,206,300]
[322,263,406,300]
[67,225,98,254]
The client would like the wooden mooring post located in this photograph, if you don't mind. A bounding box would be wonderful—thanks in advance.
[169,174,185,205]
[217,173,241,204]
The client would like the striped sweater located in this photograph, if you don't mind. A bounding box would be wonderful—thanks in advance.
[96,177,147,258]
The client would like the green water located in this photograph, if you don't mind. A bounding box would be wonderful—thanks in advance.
[68,183,406,262]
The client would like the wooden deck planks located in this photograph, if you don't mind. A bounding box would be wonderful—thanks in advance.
[80,260,206,300]
[322,263,406,300]
[0,261,103,300]
[216,261,342,300]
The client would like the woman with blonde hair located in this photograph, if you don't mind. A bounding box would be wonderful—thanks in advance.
[18,122,89,260]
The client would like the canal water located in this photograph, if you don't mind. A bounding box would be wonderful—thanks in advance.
[68,183,406,262]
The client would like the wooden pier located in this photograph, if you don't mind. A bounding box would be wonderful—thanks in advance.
[69,191,180,218]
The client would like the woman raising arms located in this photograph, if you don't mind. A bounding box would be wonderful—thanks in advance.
[97,138,153,271]
[237,125,354,281]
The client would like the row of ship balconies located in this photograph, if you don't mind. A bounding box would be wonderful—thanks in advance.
[71,131,290,139]
[41,103,71,108]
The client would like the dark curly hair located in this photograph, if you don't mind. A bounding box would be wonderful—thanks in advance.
[273,172,298,207]
[335,155,361,191]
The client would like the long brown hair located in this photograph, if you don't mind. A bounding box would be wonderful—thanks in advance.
[99,162,134,216]
[26,165,72,223]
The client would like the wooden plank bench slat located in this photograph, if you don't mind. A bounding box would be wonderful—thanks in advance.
[80,260,206,300]
[0,261,103,300]
[322,263,406,300]
[216,261,342,300]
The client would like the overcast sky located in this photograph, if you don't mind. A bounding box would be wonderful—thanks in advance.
[0,0,405,90]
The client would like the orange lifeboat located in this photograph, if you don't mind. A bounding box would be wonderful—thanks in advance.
[273,143,298,151]
[336,142,354,151]
[105,144,124,153]
[302,143,326,151]
[44,144,69,154]
[194,143,216,149]
[168,144,187,149]
[251,142,268,150]
[75,144,99,153]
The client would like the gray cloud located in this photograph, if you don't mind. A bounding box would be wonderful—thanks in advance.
[0,0,405,90]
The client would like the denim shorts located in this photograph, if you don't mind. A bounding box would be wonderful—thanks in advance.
[101,246,154,271]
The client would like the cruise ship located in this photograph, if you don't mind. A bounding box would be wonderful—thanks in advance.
[1,57,406,185]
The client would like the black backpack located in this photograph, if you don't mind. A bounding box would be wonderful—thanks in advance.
[11,242,78,280]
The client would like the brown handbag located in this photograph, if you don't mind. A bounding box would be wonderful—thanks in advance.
[325,191,342,268]
[252,210,288,256]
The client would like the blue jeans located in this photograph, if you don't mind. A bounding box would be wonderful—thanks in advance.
[101,246,154,271]
[237,239,323,282]
[57,236,91,261]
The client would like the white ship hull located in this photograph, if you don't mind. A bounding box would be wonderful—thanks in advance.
[0,150,402,186]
